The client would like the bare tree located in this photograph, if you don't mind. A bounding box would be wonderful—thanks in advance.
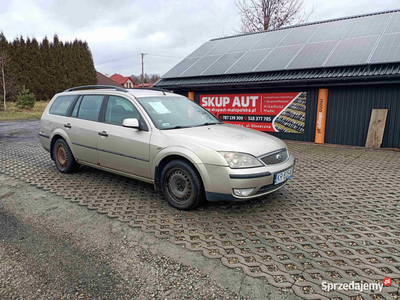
[150,74,160,83]
[130,73,160,85]
[236,0,314,33]
[0,53,6,111]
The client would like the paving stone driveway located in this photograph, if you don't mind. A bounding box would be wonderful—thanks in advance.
[0,141,399,300]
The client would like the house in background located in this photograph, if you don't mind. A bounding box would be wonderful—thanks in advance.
[110,74,136,88]
[96,72,123,87]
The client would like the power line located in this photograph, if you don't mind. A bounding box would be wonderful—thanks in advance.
[147,53,185,59]
[96,56,140,66]
[96,52,183,67]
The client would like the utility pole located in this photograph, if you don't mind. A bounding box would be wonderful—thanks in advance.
[140,53,147,88]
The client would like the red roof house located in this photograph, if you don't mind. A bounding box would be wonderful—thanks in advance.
[109,74,136,88]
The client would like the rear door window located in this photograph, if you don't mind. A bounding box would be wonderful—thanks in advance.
[49,95,76,116]
[77,95,104,122]
[105,96,140,126]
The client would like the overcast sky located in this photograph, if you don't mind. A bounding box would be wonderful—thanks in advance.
[1,0,399,77]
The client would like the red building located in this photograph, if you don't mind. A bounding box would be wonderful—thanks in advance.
[109,74,136,88]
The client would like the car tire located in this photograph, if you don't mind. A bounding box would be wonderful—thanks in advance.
[53,139,79,173]
[161,159,205,210]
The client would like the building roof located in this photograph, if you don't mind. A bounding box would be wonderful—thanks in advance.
[157,9,400,88]
[110,74,136,85]
[96,72,123,87]
[156,63,400,89]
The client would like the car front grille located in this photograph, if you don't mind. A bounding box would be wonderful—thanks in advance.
[259,149,288,165]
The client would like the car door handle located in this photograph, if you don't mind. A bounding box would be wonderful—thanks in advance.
[98,131,108,137]
[64,123,71,129]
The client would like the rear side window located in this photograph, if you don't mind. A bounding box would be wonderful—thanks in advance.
[49,95,76,116]
[77,95,104,121]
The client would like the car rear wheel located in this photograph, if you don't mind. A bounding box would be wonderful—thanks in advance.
[53,139,78,173]
[161,160,205,210]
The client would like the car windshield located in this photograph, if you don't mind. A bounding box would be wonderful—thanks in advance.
[136,96,222,130]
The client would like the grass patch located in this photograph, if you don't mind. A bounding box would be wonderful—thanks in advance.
[0,101,49,121]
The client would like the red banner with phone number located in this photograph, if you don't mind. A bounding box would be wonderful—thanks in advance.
[200,92,307,133]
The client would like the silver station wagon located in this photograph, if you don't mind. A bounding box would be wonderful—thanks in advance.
[39,86,295,210]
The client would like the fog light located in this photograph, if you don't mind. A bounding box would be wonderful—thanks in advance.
[233,188,255,197]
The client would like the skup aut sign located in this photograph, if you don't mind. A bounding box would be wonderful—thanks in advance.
[200,92,307,133]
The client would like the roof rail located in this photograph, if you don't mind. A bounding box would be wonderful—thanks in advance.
[128,87,172,95]
[64,85,128,92]
[131,87,172,92]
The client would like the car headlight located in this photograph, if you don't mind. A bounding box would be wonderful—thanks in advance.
[219,152,263,169]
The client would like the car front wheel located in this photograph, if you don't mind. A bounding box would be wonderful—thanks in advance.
[161,160,205,210]
[53,139,78,173]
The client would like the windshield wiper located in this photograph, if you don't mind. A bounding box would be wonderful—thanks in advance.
[199,122,221,126]
[163,123,221,130]
[164,125,193,130]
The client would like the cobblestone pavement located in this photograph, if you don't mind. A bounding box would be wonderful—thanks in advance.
[0,141,399,300]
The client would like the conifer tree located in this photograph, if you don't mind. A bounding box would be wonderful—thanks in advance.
[0,32,8,109]
[40,36,52,100]
[29,38,44,100]
[0,33,98,101]
[50,35,62,94]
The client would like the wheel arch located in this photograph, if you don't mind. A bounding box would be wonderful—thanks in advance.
[153,149,210,192]
[49,130,74,160]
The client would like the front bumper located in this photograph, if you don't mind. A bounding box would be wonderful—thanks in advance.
[203,155,295,202]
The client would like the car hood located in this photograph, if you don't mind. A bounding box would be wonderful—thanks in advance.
[160,124,286,157]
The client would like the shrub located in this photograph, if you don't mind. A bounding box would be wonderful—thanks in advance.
[16,86,36,109]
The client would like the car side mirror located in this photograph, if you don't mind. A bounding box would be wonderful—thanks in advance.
[122,118,140,129]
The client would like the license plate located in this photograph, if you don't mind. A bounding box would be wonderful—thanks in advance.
[274,167,293,185]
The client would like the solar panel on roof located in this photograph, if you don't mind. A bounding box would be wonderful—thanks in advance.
[180,55,222,77]
[187,40,221,58]
[278,24,320,46]
[163,11,399,78]
[251,30,289,50]
[227,33,265,53]
[226,48,273,74]
[344,14,391,38]
[206,37,243,55]
[309,19,354,43]
[255,45,303,72]
[202,52,246,75]
[163,57,201,78]
[325,36,379,67]
[287,40,338,69]
[370,33,400,64]
[384,12,400,34]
